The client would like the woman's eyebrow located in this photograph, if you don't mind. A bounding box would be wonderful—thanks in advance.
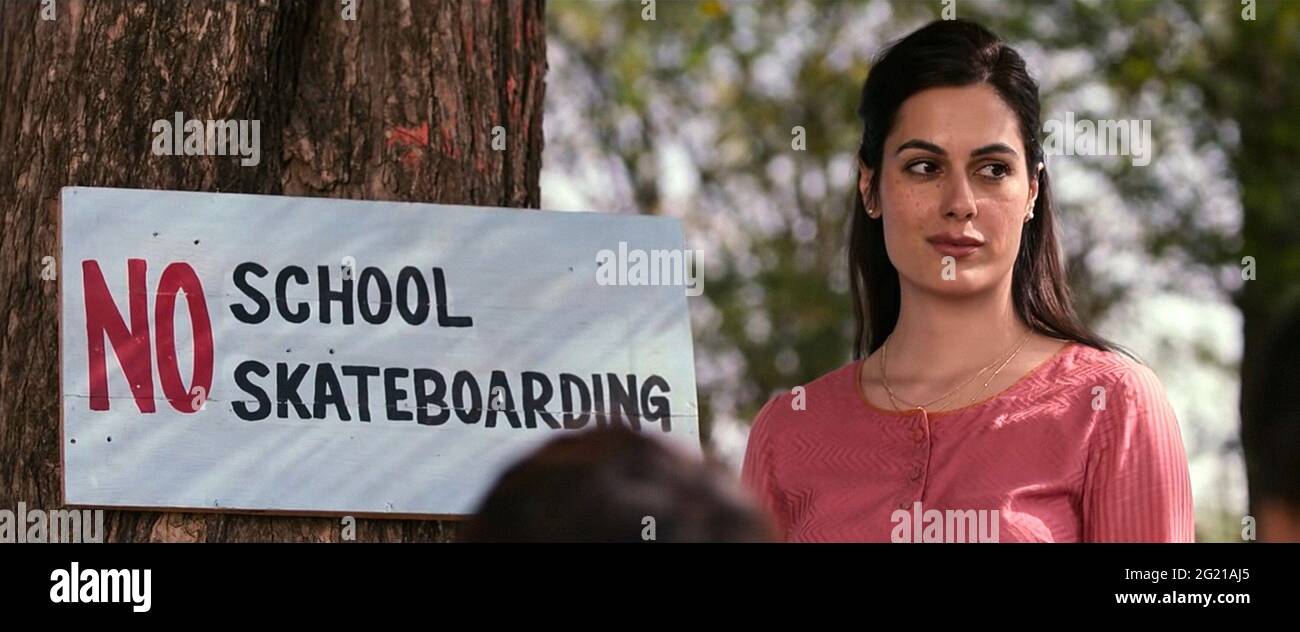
[895,139,945,155]
[970,143,1019,158]
[894,139,1020,159]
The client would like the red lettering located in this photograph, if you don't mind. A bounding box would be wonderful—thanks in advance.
[82,259,214,414]
[83,259,154,412]
[155,263,214,412]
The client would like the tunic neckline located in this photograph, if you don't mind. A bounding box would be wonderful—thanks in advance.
[854,341,1078,419]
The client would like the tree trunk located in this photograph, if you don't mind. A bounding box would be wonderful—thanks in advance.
[1209,5,1300,522]
[0,0,546,542]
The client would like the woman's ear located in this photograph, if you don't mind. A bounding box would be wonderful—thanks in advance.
[857,158,874,209]
[1026,161,1044,214]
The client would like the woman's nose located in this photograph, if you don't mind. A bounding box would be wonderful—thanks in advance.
[942,176,977,221]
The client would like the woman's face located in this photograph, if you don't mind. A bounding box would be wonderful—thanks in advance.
[859,83,1041,298]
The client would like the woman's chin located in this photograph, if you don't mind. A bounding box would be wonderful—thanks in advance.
[914,275,999,298]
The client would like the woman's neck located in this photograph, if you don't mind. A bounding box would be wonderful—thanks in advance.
[882,279,1033,383]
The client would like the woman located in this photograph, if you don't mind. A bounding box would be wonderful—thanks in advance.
[741,19,1194,542]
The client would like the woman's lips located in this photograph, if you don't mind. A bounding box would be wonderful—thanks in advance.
[929,241,982,258]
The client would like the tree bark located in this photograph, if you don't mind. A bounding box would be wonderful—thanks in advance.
[0,0,546,542]
[1205,5,1300,522]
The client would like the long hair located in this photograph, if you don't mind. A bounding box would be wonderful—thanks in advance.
[849,19,1119,358]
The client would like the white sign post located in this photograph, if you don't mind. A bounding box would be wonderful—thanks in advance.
[59,187,699,518]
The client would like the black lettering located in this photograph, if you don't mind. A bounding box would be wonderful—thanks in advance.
[413,368,449,426]
[432,267,473,327]
[383,367,412,421]
[340,365,380,422]
[359,267,393,325]
[559,373,591,430]
[521,371,559,429]
[452,371,482,424]
[485,370,521,428]
[640,374,672,432]
[607,373,640,430]
[314,363,350,421]
[396,267,430,325]
[277,363,313,419]
[591,373,607,429]
[232,360,270,421]
[318,265,355,325]
[230,262,269,323]
[276,266,310,323]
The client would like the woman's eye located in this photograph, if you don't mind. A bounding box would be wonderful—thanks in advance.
[906,161,940,176]
[976,163,1010,179]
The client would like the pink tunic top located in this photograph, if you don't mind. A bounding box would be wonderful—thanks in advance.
[740,342,1195,542]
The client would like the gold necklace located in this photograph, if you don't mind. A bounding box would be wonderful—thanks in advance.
[958,332,1033,408]
[879,330,1032,413]
[880,341,994,411]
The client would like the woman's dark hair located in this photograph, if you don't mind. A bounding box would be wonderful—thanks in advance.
[849,19,1119,358]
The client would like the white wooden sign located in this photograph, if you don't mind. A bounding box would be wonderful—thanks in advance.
[59,187,700,518]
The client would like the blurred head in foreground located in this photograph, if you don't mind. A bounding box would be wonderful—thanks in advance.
[461,427,776,542]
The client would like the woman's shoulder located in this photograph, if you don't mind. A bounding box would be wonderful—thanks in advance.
[751,359,864,431]
[1046,342,1175,421]
[1051,342,1165,391]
